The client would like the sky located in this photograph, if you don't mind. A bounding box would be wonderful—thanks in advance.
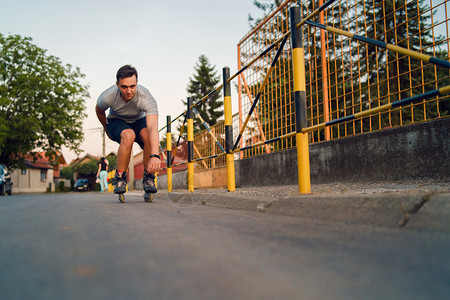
[0,0,264,163]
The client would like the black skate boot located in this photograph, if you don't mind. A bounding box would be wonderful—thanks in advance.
[113,170,128,195]
[143,171,157,194]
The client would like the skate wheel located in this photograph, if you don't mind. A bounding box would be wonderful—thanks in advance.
[144,192,153,202]
[118,193,125,203]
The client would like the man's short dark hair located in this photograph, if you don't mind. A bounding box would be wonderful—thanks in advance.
[116,65,138,82]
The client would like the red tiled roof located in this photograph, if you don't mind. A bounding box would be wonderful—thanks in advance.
[70,154,101,166]
[25,161,52,169]
[23,152,65,170]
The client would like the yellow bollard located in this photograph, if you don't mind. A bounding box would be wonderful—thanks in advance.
[187,97,194,192]
[290,6,311,194]
[166,115,173,192]
[223,67,235,192]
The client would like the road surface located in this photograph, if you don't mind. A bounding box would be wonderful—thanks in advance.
[0,192,449,299]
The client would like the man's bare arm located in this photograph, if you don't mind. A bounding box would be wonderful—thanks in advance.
[96,105,107,128]
[146,114,160,173]
[96,105,110,138]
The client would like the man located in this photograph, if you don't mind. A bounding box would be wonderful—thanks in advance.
[96,65,160,198]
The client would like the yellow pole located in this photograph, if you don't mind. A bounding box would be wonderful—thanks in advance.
[167,168,172,191]
[187,97,194,192]
[290,6,311,194]
[223,67,235,192]
[108,170,114,192]
[166,115,173,192]
[319,0,330,141]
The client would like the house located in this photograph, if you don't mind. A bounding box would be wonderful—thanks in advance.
[52,153,71,190]
[11,152,64,193]
[70,154,100,190]
[53,153,68,179]
[70,154,100,167]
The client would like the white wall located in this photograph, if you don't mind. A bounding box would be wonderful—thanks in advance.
[12,168,54,193]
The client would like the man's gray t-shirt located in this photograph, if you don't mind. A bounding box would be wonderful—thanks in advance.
[97,84,158,123]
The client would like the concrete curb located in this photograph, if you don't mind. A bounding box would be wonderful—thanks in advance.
[150,188,450,231]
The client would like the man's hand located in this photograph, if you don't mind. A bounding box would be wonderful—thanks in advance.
[147,156,161,174]
[146,114,160,174]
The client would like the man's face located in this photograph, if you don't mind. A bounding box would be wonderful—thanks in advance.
[117,75,137,101]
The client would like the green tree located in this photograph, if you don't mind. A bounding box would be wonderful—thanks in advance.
[183,55,222,133]
[0,34,88,168]
[105,154,117,171]
[248,0,283,28]
[73,160,98,176]
[357,0,449,129]
[60,165,74,180]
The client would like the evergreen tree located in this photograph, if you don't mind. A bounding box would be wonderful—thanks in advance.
[184,55,222,133]
[248,0,283,28]
[356,0,449,129]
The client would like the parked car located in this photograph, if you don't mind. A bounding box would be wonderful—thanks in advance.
[73,179,90,191]
[0,163,13,196]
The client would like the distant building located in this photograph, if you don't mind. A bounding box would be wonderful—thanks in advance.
[11,152,67,193]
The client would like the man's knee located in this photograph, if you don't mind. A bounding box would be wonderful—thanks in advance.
[120,129,136,145]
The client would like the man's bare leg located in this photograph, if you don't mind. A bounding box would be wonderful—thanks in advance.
[114,129,135,196]
[140,127,157,195]
[116,129,135,172]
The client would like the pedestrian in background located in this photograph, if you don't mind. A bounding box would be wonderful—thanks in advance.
[96,157,109,192]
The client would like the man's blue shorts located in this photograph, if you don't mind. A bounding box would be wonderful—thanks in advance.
[106,117,147,149]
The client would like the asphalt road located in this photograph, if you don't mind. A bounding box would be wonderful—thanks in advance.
[0,192,449,300]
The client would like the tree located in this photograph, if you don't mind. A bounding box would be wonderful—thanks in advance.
[73,160,98,177]
[60,165,74,180]
[356,0,449,130]
[105,153,117,172]
[183,55,222,133]
[0,34,88,169]
[248,0,283,28]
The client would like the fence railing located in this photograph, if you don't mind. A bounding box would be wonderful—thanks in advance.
[238,0,450,153]
[156,0,450,194]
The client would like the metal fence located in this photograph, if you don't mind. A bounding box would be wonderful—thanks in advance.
[237,0,450,158]
[158,0,450,192]
[193,113,240,171]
